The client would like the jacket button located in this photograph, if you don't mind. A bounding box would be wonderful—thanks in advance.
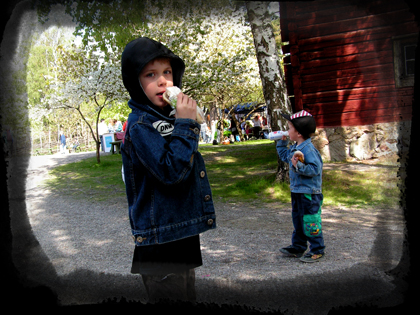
[207,219,214,226]
[204,195,211,201]
[200,171,205,178]
[136,236,145,243]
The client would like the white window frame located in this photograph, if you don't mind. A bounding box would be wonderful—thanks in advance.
[393,34,418,88]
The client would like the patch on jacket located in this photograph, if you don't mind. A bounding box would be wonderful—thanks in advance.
[153,120,174,136]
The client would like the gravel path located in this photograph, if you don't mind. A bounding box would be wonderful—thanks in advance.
[7,151,408,314]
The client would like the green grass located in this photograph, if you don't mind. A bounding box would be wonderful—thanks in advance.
[321,168,400,208]
[44,140,401,207]
[45,153,126,202]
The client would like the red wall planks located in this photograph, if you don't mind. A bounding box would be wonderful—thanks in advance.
[280,0,419,128]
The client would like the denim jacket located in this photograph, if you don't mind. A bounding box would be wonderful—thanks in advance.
[276,138,323,194]
[121,100,216,246]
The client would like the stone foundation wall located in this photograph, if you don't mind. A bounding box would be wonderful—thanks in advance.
[311,121,411,165]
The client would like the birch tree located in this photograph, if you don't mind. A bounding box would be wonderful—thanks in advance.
[246,1,292,182]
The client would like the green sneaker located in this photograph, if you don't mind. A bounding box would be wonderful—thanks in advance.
[279,246,305,258]
[299,252,325,263]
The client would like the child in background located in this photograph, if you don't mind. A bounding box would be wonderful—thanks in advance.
[120,37,216,303]
[276,110,325,263]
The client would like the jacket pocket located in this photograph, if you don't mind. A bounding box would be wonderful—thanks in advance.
[303,212,322,237]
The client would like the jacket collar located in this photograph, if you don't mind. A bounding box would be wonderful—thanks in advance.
[128,99,175,122]
[295,138,312,150]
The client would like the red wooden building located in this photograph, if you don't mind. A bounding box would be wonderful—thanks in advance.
[279,0,419,128]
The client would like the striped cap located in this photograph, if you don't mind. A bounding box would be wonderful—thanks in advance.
[290,110,312,120]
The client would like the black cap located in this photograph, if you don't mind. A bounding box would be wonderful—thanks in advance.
[281,110,316,138]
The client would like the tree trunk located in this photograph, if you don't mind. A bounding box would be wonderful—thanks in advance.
[39,129,43,152]
[57,123,60,153]
[94,109,105,164]
[246,1,292,182]
[96,141,101,164]
[48,125,51,153]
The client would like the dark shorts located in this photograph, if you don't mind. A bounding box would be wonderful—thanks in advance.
[131,235,202,275]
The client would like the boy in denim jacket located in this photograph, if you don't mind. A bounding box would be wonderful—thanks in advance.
[121,37,216,303]
[276,110,325,262]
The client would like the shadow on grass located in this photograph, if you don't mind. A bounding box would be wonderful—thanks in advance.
[202,141,400,207]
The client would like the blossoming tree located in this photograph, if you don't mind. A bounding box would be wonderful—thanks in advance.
[49,45,125,163]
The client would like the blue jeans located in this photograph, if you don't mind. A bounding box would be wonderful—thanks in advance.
[290,193,325,254]
[200,130,207,143]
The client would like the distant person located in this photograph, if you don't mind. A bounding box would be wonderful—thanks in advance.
[98,119,108,151]
[276,110,325,263]
[114,119,123,132]
[252,114,262,139]
[211,120,217,143]
[200,121,208,143]
[245,120,253,139]
[206,124,213,143]
[240,117,247,141]
[72,137,80,153]
[262,115,267,127]
[59,131,66,154]
[107,119,115,132]
[98,119,108,135]
[120,37,216,303]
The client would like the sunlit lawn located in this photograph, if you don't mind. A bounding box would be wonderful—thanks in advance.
[45,140,401,208]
